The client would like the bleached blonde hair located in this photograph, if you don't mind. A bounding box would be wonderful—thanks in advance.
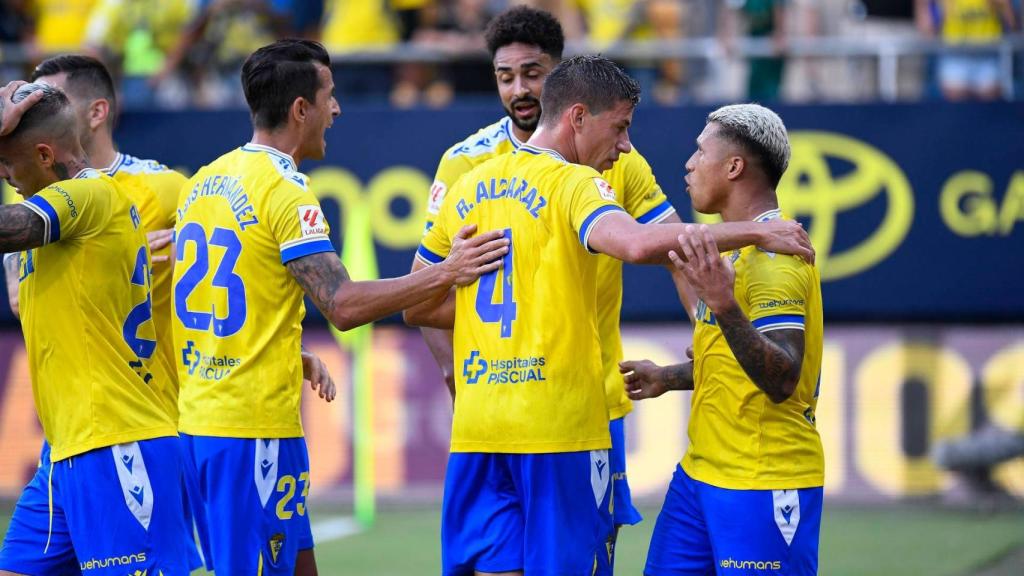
[707,103,790,186]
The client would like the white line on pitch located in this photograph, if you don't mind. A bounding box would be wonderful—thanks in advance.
[311,516,364,543]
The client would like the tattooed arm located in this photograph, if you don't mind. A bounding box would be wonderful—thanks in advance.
[713,305,804,403]
[670,224,804,404]
[286,225,508,331]
[286,252,448,331]
[3,252,19,318]
[0,205,46,254]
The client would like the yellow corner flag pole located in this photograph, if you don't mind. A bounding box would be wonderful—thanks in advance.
[332,198,378,528]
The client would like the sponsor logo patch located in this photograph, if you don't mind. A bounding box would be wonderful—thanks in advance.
[593,178,617,202]
[298,205,327,237]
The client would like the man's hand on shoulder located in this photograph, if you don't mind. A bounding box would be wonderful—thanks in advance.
[758,219,815,263]
[440,225,509,286]
[669,224,737,313]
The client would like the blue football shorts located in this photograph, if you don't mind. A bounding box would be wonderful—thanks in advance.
[610,416,642,527]
[645,465,822,576]
[180,434,314,575]
[0,436,193,575]
[593,416,644,575]
[177,435,212,571]
[442,450,614,576]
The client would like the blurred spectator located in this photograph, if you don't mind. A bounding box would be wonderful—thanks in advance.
[838,0,928,101]
[922,0,1018,100]
[84,0,194,109]
[0,0,35,82]
[322,0,402,104]
[155,0,296,108]
[719,0,788,102]
[575,0,691,104]
[30,0,96,53]
[402,0,497,108]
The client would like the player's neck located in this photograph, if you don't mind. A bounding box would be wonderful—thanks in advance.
[720,188,778,223]
[511,124,534,144]
[526,125,576,164]
[86,132,118,172]
[250,131,302,167]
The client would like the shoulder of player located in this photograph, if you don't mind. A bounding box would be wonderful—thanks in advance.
[239,144,311,193]
[113,153,176,176]
[443,117,516,161]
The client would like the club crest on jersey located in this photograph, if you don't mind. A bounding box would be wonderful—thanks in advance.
[593,178,617,202]
[428,180,447,215]
[298,205,327,237]
[269,533,285,563]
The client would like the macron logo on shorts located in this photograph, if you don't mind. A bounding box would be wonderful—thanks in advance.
[590,450,610,507]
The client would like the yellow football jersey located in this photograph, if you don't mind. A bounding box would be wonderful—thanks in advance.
[424,117,675,421]
[104,153,186,422]
[19,169,176,461]
[419,144,624,453]
[682,209,824,490]
[173,143,334,438]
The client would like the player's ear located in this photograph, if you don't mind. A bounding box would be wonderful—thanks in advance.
[291,97,309,124]
[34,143,54,169]
[87,98,109,131]
[568,103,586,132]
[725,155,745,181]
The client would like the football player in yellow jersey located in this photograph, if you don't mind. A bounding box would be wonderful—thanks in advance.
[408,57,813,576]
[24,53,218,570]
[0,83,192,574]
[418,7,814,572]
[621,104,824,575]
[172,40,508,575]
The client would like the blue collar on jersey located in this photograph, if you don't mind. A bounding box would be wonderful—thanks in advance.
[500,117,523,150]
[241,142,297,171]
[516,143,567,163]
[753,208,783,222]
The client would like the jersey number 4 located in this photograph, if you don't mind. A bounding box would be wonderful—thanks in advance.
[474,228,516,338]
[174,223,247,337]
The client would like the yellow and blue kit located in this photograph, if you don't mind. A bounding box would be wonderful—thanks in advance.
[425,116,675,531]
[420,143,629,574]
[173,143,332,573]
[0,170,190,575]
[646,208,824,576]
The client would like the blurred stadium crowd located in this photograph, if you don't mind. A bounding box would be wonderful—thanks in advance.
[0,0,1021,107]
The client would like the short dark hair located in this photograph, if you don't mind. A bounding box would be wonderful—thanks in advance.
[241,39,331,130]
[540,55,640,125]
[31,55,117,128]
[6,83,76,144]
[484,5,564,60]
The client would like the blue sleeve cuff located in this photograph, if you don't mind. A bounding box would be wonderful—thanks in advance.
[279,238,335,264]
[23,196,60,244]
[416,244,446,266]
[578,205,625,253]
[752,314,805,332]
[636,200,676,224]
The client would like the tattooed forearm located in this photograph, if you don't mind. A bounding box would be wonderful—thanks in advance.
[0,205,46,253]
[714,304,804,403]
[285,251,349,322]
[663,362,695,391]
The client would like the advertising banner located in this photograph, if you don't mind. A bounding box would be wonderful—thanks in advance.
[1,103,1021,324]
[0,326,1021,501]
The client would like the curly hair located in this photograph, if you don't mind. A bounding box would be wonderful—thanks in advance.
[484,5,564,60]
